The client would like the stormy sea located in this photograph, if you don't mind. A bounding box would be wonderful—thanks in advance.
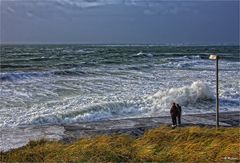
[1,45,239,150]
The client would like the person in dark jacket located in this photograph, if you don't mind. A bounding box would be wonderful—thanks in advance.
[176,104,182,125]
[170,102,178,127]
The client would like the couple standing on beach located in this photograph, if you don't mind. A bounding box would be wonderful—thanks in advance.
[170,103,182,127]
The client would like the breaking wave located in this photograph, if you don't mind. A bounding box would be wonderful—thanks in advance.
[28,102,140,125]
[27,81,214,126]
[146,81,214,110]
[133,51,153,57]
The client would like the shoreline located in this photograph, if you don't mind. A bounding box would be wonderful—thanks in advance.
[62,111,240,142]
[1,111,239,152]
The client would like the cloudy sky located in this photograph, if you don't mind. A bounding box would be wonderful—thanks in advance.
[0,0,239,45]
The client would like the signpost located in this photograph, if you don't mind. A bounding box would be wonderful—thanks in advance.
[209,54,219,128]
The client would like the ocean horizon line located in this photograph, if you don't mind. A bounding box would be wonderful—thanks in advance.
[0,43,239,47]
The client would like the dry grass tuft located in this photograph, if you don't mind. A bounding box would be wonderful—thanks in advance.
[2,126,240,162]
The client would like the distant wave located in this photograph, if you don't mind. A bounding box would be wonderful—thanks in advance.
[133,51,153,57]
[160,55,211,69]
[0,71,50,81]
[62,49,95,54]
[0,68,96,81]
[52,69,86,76]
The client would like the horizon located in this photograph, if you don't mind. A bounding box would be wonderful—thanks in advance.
[1,42,239,46]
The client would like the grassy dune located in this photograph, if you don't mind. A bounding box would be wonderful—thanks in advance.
[1,126,240,162]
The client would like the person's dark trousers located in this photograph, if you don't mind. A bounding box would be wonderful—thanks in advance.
[171,116,177,125]
[178,115,181,125]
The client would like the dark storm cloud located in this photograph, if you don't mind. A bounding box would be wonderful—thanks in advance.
[0,0,239,45]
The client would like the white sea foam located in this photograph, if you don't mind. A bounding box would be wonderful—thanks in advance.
[1,49,239,128]
[146,81,214,111]
[133,51,153,57]
[17,81,215,126]
[28,102,140,125]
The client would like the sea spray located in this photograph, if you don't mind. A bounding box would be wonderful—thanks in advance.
[146,81,214,110]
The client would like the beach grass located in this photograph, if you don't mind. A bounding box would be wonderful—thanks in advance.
[1,126,240,162]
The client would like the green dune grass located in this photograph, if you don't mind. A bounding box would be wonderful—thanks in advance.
[1,126,240,162]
